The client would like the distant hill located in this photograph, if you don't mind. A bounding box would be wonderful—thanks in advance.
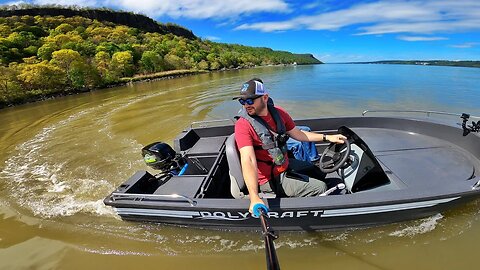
[0,5,322,108]
[348,60,480,68]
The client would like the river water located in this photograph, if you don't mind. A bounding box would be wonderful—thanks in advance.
[1,64,479,269]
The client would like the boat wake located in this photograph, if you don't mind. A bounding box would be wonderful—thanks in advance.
[389,213,444,237]
[0,77,240,220]
[0,102,142,219]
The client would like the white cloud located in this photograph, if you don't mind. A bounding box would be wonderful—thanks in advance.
[397,36,448,42]
[9,0,289,19]
[4,1,27,5]
[236,21,296,32]
[357,20,480,35]
[204,36,220,41]
[32,0,101,7]
[235,0,480,36]
[110,0,290,19]
[449,42,478,48]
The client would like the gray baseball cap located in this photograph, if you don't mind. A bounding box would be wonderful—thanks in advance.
[233,78,268,99]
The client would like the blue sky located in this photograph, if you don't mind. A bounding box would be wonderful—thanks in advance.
[3,0,480,62]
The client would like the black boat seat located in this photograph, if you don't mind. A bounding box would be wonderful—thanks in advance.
[225,134,276,199]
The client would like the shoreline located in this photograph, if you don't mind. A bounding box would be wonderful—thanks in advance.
[0,64,305,110]
[118,69,208,85]
[0,69,208,110]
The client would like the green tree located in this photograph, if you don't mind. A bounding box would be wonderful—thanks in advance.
[197,60,209,70]
[219,52,239,68]
[107,26,136,44]
[164,53,185,70]
[191,51,205,63]
[0,66,20,98]
[37,43,56,61]
[46,33,83,48]
[111,51,134,78]
[23,45,38,56]
[96,42,120,56]
[50,49,82,72]
[68,61,88,89]
[7,32,35,48]
[50,49,85,88]
[140,51,163,73]
[210,60,221,70]
[0,24,11,37]
[94,51,112,83]
[17,61,65,91]
[54,23,75,34]
[76,41,97,56]
[86,26,111,44]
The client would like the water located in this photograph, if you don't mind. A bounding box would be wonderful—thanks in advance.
[0,64,479,269]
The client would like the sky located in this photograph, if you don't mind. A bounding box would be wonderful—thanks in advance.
[2,0,480,63]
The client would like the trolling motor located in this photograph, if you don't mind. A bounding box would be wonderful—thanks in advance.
[461,113,480,136]
[141,142,188,180]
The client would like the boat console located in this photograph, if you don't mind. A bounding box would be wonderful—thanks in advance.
[322,126,393,193]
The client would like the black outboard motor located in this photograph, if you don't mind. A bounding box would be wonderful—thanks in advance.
[141,142,187,175]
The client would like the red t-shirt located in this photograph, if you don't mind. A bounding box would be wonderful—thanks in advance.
[234,106,295,185]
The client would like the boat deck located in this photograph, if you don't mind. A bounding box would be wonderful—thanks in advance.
[172,124,479,197]
[352,127,477,189]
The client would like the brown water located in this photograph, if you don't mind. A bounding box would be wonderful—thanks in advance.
[1,65,479,269]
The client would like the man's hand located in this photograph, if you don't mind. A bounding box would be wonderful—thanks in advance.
[249,195,265,214]
[326,134,347,144]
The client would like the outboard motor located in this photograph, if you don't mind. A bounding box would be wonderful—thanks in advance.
[141,142,187,175]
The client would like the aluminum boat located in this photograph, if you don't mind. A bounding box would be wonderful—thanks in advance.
[104,111,480,231]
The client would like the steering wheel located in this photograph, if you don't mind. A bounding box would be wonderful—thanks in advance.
[318,139,351,173]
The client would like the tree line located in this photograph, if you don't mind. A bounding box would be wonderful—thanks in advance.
[350,60,480,68]
[0,7,321,108]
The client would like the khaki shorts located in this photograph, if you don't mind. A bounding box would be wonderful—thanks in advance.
[259,159,327,197]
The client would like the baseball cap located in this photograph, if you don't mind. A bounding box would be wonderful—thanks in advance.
[233,78,268,100]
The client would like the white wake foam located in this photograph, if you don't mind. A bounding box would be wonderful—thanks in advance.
[0,102,140,219]
[389,214,444,237]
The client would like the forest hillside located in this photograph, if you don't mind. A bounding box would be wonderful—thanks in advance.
[0,5,322,108]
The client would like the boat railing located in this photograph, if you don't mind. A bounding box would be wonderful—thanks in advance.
[190,119,235,129]
[362,109,480,119]
[110,193,197,206]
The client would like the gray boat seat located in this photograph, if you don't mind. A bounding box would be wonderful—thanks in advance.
[225,134,276,199]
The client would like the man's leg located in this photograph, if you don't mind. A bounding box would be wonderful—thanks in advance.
[288,158,326,181]
[289,158,345,191]
[279,170,327,197]
[282,158,333,196]
[260,159,331,197]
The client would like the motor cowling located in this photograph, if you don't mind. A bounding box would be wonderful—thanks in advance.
[142,142,177,171]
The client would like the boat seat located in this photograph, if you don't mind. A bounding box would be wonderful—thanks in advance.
[225,134,276,199]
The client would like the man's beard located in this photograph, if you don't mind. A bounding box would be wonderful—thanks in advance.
[247,98,266,116]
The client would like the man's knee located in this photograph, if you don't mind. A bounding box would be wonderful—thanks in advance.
[306,179,327,196]
[282,175,327,197]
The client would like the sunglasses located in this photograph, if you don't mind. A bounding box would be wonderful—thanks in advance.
[238,95,262,105]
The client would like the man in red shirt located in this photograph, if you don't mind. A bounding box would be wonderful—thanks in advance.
[234,78,347,213]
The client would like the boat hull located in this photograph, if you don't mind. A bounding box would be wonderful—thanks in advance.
[104,191,479,231]
[104,116,480,231]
